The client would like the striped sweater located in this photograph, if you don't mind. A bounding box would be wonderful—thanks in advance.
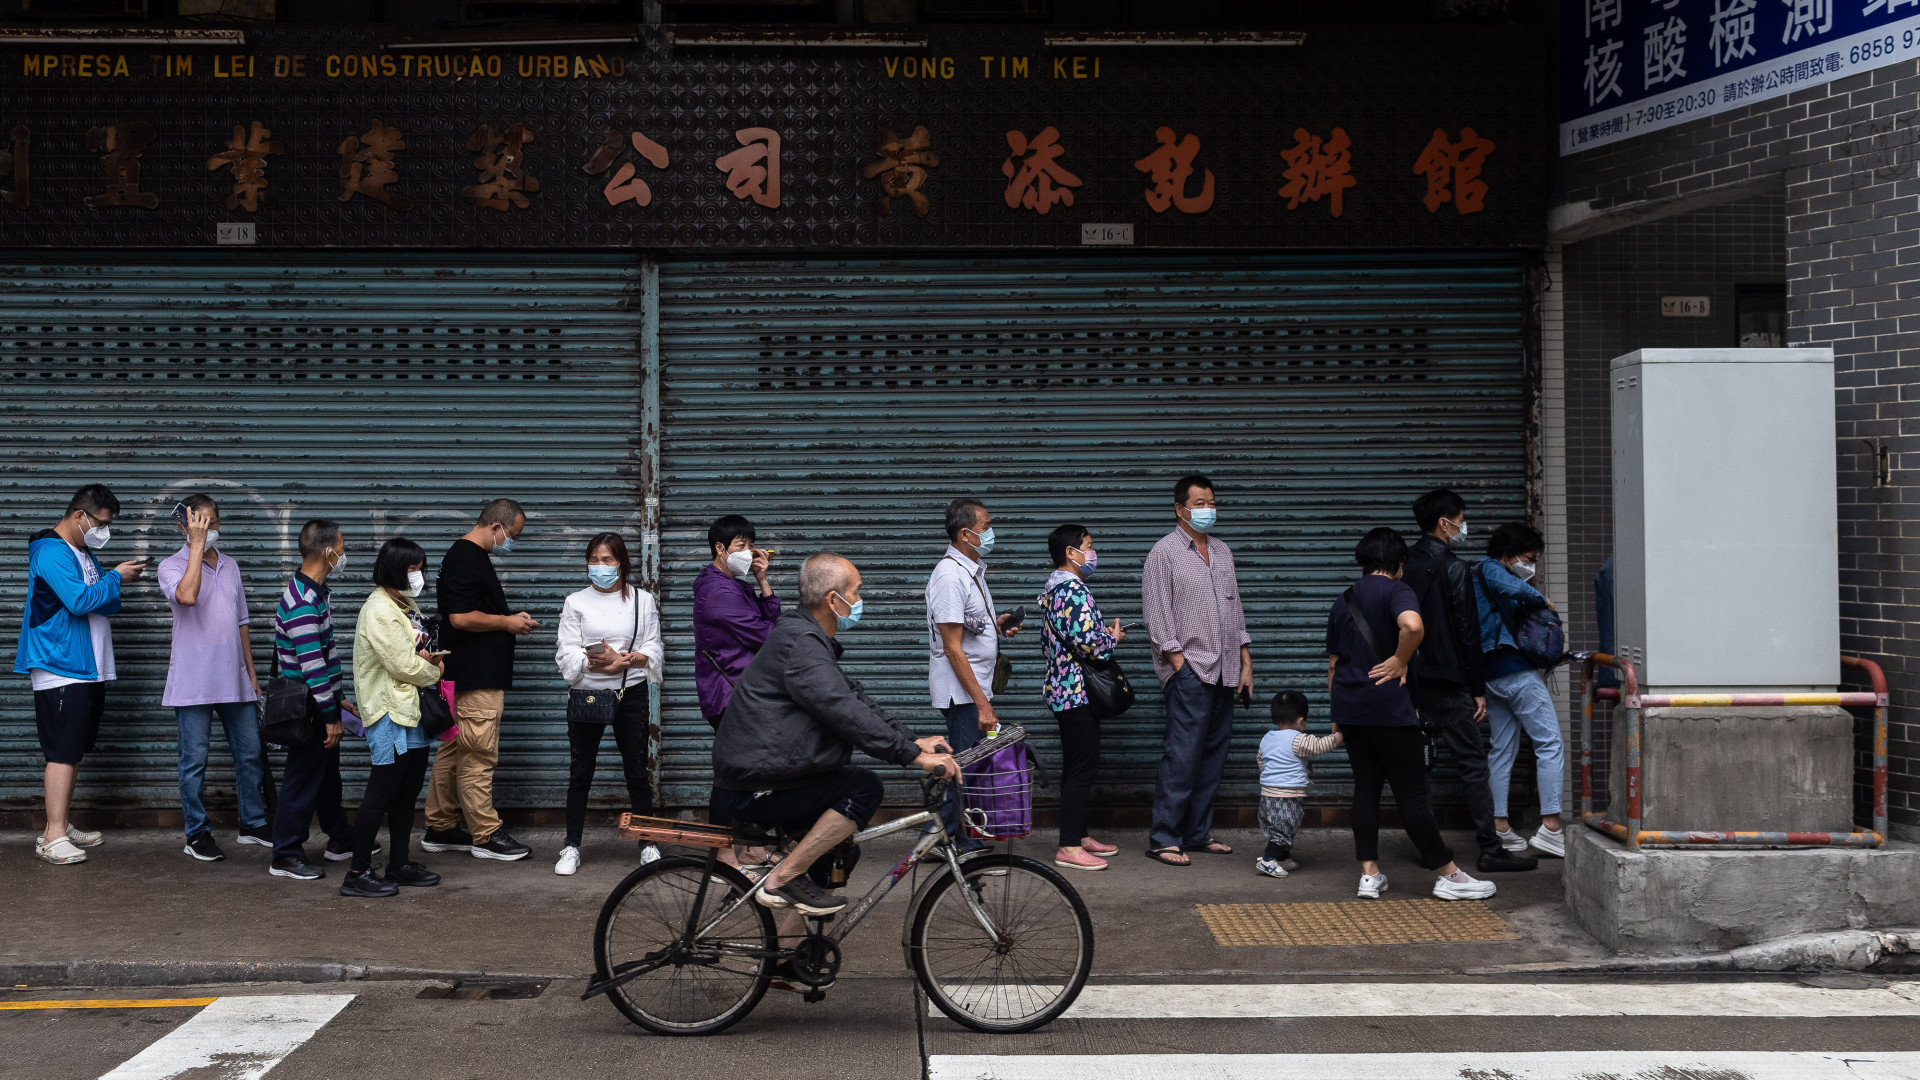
[274,572,343,724]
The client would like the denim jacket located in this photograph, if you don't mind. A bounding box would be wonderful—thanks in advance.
[1473,557,1547,656]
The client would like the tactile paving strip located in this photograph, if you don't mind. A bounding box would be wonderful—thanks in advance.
[1195,899,1521,947]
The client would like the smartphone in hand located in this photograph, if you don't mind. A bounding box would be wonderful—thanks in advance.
[1237,687,1253,708]
[585,641,609,656]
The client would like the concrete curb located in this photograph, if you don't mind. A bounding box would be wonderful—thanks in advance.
[0,959,576,988]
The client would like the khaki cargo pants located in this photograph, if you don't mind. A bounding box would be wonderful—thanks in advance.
[425,688,504,844]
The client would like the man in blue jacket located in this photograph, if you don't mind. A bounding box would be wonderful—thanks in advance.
[1472,523,1567,858]
[13,484,147,865]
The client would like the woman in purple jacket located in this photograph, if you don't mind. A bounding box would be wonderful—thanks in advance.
[692,515,780,728]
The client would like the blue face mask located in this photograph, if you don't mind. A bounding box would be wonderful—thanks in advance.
[971,527,996,558]
[587,565,622,589]
[1186,507,1217,533]
[833,594,863,632]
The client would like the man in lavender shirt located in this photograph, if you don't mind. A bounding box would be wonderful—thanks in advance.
[693,515,781,729]
[158,494,267,863]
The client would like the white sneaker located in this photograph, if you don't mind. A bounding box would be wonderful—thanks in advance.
[1255,857,1288,878]
[1530,824,1566,858]
[554,846,581,876]
[1357,872,1387,899]
[1433,870,1498,900]
[1495,827,1529,852]
[36,836,87,865]
[639,843,661,865]
[65,824,103,849]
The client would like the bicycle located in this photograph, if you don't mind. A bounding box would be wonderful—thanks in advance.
[581,725,1094,1035]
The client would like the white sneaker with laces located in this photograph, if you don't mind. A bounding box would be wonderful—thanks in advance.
[65,824,103,848]
[1530,824,1566,857]
[1356,872,1387,899]
[554,846,581,876]
[639,843,661,865]
[1254,857,1288,879]
[1495,827,1529,852]
[36,836,87,865]
[1433,870,1498,900]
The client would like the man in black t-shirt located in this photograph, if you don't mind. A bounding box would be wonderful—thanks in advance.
[421,498,539,862]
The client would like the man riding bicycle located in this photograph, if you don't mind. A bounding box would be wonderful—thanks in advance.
[710,552,959,917]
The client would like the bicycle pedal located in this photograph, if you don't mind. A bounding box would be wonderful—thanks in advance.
[802,990,826,1004]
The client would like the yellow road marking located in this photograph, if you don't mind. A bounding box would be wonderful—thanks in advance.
[0,997,217,1010]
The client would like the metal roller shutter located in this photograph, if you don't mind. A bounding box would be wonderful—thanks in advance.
[656,253,1526,810]
[0,255,643,813]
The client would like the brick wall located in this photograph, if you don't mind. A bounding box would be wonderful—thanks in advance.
[1555,59,1920,840]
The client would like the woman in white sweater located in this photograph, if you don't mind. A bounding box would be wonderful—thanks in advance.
[553,531,664,876]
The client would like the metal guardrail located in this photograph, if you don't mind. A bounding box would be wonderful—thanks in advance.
[1577,652,1888,851]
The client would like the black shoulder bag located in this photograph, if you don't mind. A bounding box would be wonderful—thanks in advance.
[257,676,321,749]
[569,590,640,725]
[1049,582,1135,719]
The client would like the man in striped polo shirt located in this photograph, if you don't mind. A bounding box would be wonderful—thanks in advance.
[267,519,357,880]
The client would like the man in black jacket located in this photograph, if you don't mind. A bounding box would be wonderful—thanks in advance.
[1405,490,1538,874]
[713,552,959,915]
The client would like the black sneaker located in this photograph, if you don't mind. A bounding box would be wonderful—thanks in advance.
[339,870,399,898]
[323,837,375,863]
[383,861,441,888]
[235,823,273,848]
[269,855,324,880]
[1478,852,1541,873]
[184,830,226,862]
[469,831,531,861]
[755,875,848,916]
[420,826,473,853]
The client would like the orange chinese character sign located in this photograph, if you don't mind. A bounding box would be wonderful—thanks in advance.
[1132,126,1214,214]
[585,129,670,208]
[1278,127,1355,218]
[715,127,780,209]
[462,123,540,211]
[1002,126,1081,215]
[1412,127,1495,215]
[83,123,158,210]
[862,126,939,217]
[206,121,283,212]
[337,119,414,211]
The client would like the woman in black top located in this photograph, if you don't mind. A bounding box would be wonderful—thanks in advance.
[1326,527,1496,903]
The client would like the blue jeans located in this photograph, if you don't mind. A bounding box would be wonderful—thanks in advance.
[937,702,989,852]
[1485,668,1564,819]
[176,701,268,837]
[1149,666,1237,851]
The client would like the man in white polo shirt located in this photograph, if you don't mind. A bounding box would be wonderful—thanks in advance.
[925,497,1020,852]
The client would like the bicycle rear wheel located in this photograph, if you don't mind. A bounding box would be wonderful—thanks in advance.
[908,852,1094,1033]
[593,855,775,1036]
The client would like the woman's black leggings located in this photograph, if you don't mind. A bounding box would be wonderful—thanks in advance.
[353,745,429,873]
[1344,723,1454,869]
[565,693,653,848]
[1054,705,1101,848]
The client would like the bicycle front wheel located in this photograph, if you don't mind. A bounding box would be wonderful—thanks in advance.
[908,852,1094,1033]
[593,855,775,1036]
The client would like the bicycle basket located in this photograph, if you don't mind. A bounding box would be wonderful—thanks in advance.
[960,740,1033,840]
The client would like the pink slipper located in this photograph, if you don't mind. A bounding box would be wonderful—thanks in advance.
[1080,838,1119,857]
[1055,848,1109,871]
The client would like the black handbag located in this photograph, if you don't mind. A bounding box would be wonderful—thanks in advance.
[568,589,640,725]
[1049,582,1135,719]
[417,680,456,738]
[257,676,320,749]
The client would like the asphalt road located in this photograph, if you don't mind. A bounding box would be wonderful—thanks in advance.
[9,975,1920,1080]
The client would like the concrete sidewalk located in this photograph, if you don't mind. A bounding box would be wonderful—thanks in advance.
[2,824,1608,986]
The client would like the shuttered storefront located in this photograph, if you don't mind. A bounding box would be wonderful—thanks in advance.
[0,256,643,814]
[655,254,1527,810]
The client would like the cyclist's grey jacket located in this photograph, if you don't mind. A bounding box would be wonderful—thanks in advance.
[712,607,922,791]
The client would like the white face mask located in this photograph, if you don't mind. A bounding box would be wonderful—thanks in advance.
[203,529,220,549]
[1512,559,1537,582]
[329,548,348,573]
[725,549,755,578]
[406,569,425,597]
[82,524,111,550]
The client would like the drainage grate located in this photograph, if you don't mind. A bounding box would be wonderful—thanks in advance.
[416,977,550,1001]
[1196,899,1521,947]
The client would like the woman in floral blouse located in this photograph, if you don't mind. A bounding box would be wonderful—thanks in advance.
[1041,523,1126,871]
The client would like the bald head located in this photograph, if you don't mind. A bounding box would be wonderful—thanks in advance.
[798,552,859,608]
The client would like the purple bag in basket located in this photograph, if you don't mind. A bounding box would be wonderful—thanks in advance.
[961,740,1033,840]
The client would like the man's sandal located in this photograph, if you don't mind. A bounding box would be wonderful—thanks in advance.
[1145,847,1191,866]
[1183,839,1234,855]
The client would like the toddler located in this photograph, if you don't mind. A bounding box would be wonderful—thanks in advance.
[1256,690,1343,878]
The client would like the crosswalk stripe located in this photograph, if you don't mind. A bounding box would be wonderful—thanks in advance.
[929,1052,1920,1080]
[98,994,354,1080]
[1050,980,1920,1019]
[0,998,216,1011]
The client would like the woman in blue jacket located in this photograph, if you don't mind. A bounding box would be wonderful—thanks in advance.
[1473,523,1566,858]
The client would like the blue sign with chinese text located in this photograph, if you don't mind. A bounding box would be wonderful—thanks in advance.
[1561,0,1920,154]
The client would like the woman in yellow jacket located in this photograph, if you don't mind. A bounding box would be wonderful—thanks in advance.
[343,537,446,899]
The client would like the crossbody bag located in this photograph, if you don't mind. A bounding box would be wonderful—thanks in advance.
[568,589,641,724]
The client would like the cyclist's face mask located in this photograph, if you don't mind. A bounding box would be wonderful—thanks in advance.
[828,590,863,632]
